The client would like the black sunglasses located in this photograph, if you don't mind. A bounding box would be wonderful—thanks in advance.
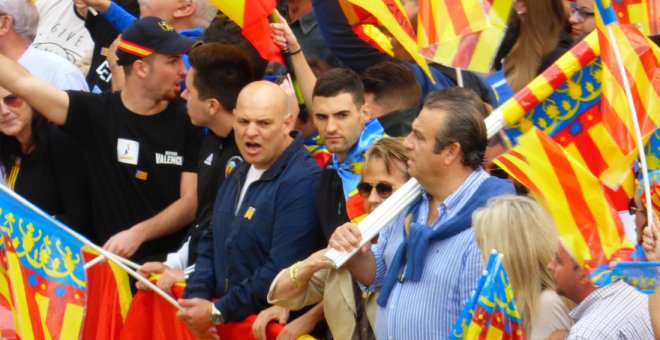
[357,182,394,199]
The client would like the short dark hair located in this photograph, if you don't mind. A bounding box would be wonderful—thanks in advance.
[312,68,365,107]
[361,61,421,110]
[200,18,268,79]
[188,43,254,112]
[424,87,487,169]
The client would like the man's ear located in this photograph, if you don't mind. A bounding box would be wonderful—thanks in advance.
[442,142,462,166]
[173,1,195,19]
[206,98,221,117]
[0,15,13,36]
[360,102,371,122]
[133,59,150,79]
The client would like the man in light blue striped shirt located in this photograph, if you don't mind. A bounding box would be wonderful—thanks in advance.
[329,88,515,339]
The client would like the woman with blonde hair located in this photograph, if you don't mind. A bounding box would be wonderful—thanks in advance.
[473,195,572,339]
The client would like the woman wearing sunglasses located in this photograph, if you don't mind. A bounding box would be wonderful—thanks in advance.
[0,87,92,236]
[254,137,409,340]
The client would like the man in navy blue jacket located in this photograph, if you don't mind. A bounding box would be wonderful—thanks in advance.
[177,81,323,338]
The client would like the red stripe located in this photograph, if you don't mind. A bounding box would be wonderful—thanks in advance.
[571,39,598,67]
[620,25,658,84]
[496,151,543,195]
[537,130,605,264]
[513,86,540,113]
[418,0,437,43]
[543,64,569,89]
[346,193,366,221]
[446,0,471,37]
[242,0,285,65]
[570,128,610,176]
[454,33,480,69]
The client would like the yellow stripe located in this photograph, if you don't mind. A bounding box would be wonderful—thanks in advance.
[108,259,132,320]
[34,293,52,340]
[627,2,651,35]
[117,40,153,58]
[462,0,489,33]
[527,76,554,104]
[209,0,245,27]
[514,131,593,265]
[59,302,84,339]
[435,0,455,41]
[501,101,526,127]
[6,251,35,339]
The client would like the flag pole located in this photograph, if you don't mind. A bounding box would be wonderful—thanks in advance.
[0,185,184,311]
[600,11,654,225]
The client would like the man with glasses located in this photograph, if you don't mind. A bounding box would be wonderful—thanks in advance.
[568,0,596,41]
[0,0,88,91]
[329,87,516,338]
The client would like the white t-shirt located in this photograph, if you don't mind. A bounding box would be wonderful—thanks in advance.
[33,0,93,65]
[19,46,89,91]
[236,165,265,215]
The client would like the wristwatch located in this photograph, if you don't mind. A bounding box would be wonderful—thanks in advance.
[210,304,225,325]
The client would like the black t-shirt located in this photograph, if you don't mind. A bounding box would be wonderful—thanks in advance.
[64,91,204,261]
[82,0,139,93]
[186,130,242,265]
[316,162,349,241]
[13,124,93,240]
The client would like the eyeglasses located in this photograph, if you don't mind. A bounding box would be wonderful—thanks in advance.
[357,182,394,199]
[1,95,23,108]
[569,3,595,23]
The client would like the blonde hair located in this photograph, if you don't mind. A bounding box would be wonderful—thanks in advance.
[364,137,409,176]
[504,0,566,92]
[473,195,558,336]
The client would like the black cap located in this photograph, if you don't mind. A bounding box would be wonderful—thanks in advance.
[116,16,200,66]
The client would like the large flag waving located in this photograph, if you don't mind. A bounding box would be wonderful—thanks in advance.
[0,186,88,339]
[417,0,512,72]
[611,0,660,35]
[495,128,636,284]
[209,0,285,65]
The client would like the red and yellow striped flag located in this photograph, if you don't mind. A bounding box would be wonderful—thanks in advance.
[417,0,512,72]
[341,0,436,81]
[495,128,635,273]
[209,0,285,65]
[595,1,660,168]
[611,0,660,35]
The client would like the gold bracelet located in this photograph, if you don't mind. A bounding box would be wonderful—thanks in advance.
[290,261,303,289]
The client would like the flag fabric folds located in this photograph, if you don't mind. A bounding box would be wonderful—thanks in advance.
[0,186,88,339]
[595,1,660,167]
[341,0,436,81]
[208,0,285,65]
[495,128,636,284]
[611,0,660,35]
[82,249,132,340]
[450,251,525,339]
[417,0,512,73]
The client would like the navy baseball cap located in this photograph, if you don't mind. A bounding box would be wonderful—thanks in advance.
[116,16,201,66]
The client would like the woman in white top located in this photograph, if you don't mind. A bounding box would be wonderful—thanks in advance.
[473,195,573,339]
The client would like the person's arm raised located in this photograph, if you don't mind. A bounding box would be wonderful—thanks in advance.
[0,53,70,125]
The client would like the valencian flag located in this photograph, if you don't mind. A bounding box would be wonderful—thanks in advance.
[450,251,525,339]
[0,185,88,339]
[611,0,659,35]
[81,248,132,340]
[208,0,285,65]
[337,1,394,55]
[340,0,436,81]
[304,133,333,167]
[417,0,512,73]
[500,32,636,209]
[595,0,660,167]
[328,119,385,223]
[495,128,640,285]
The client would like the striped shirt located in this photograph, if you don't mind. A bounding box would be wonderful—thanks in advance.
[567,280,653,339]
[366,169,488,339]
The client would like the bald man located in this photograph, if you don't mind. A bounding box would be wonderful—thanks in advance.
[178,81,324,337]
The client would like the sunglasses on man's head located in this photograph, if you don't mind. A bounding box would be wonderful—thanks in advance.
[357,182,394,199]
[1,95,23,108]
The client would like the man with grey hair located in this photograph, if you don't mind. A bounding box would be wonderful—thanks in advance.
[0,0,88,90]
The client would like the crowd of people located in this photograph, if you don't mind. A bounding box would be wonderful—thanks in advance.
[0,0,657,339]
